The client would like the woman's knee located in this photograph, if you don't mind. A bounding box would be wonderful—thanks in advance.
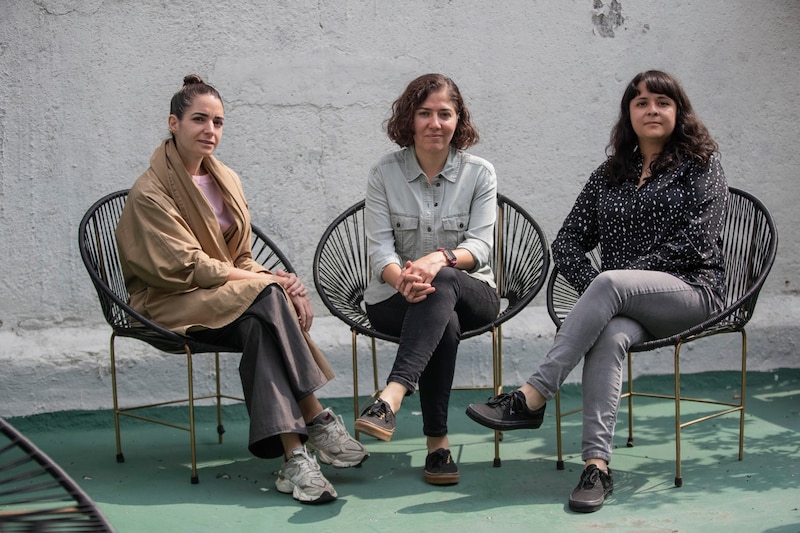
[431,266,460,288]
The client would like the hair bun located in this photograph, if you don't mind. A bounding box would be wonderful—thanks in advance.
[183,74,204,86]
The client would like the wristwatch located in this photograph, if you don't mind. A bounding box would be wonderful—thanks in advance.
[437,247,458,267]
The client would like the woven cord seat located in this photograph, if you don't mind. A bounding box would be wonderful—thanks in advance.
[0,416,114,531]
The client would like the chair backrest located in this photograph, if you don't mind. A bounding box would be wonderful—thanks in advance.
[78,189,294,348]
[546,187,778,344]
[312,193,550,340]
[0,417,114,531]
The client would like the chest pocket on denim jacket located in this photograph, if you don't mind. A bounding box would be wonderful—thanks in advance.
[442,214,469,249]
[391,214,419,256]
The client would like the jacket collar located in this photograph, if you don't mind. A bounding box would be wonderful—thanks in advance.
[402,145,459,183]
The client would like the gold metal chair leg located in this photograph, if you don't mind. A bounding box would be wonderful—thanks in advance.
[739,330,747,461]
[626,353,635,447]
[555,390,564,470]
[215,352,224,444]
[492,327,502,467]
[674,342,683,487]
[352,330,360,440]
[186,347,199,484]
[110,333,124,464]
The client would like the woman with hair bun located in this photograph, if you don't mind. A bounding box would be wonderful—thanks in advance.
[116,74,368,505]
[467,70,728,513]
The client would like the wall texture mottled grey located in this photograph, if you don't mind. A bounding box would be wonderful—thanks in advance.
[1,1,798,416]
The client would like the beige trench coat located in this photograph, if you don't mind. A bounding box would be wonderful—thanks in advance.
[115,140,333,378]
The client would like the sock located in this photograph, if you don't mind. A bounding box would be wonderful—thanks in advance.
[289,446,306,459]
[310,409,333,426]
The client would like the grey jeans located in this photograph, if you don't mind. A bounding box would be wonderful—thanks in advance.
[528,269,720,464]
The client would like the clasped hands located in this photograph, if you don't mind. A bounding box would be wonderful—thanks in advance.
[394,252,445,304]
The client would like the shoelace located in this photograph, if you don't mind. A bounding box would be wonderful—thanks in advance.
[291,450,322,475]
[428,450,451,469]
[366,400,389,419]
[486,392,526,415]
[579,467,601,489]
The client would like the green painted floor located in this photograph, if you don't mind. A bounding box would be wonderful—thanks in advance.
[5,370,800,533]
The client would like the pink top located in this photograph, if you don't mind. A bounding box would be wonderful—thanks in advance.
[192,174,235,233]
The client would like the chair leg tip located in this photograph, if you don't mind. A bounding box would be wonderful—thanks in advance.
[556,460,565,470]
[626,438,635,447]
[191,475,200,484]
[116,454,125,463]
[493,458,502,468]
[674,477,683,487]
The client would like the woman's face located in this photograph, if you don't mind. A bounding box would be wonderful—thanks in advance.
[168,93,224,173]
[629,81,676,148]
[412,89,458,157]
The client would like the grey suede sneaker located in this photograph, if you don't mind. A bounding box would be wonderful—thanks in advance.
[568,465,613,513]
[307,408,369,468]
[274,447,337,504]
[354,398,396,441]
[465,390,546,431]
[423,448,460,485]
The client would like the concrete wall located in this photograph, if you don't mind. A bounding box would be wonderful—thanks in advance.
[1,1,798,417]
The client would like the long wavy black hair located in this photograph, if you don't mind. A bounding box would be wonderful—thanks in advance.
[606,70,718,185]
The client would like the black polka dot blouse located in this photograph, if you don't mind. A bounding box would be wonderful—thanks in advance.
[552,153,728,300]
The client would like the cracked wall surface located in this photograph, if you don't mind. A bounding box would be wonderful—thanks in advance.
[1,1,798,416]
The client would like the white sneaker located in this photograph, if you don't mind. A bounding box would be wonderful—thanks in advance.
[307,408,370,468]
[275,447,337,504]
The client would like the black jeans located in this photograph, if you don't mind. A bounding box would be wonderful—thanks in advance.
[366,267,500,437]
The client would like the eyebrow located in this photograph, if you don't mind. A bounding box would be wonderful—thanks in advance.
[191,111,224,120]
[634,94,671,100]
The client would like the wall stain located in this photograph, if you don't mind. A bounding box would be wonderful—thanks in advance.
[592,0,625,38]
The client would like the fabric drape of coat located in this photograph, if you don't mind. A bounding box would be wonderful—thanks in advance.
[115,139,332,377]
[116,139,276,333]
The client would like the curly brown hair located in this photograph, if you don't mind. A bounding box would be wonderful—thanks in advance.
[607,70,718,185]
[385,73,479,149]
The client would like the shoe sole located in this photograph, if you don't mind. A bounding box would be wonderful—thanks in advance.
[568,489,612,513]
[465,406,543,431]
[275,480,338,504]
[315,451,370,469]
[354,419,394,441]
[424,471,460,485]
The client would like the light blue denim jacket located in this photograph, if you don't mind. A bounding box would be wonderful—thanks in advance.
[364,146,497,305]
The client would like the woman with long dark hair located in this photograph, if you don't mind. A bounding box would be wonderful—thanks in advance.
[467,70,727,512]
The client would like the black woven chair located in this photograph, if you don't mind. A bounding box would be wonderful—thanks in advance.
[546,187,778,486]
[313,194,550,466]
[0,416,114,531]
[78,190,293,484]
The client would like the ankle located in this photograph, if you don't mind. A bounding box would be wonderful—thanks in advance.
[519,384,545,411]
[585,460,608,473]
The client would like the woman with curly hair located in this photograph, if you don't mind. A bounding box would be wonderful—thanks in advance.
[355,73,500,485]
[467,70,728,512]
